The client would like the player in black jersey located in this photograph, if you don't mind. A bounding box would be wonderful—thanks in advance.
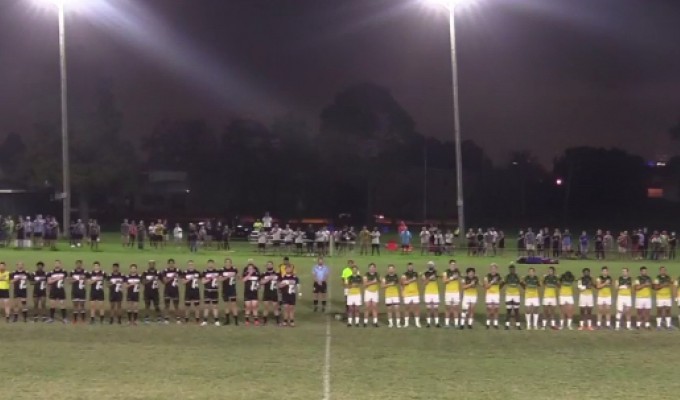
[161,259,181,324]
[260,261,280,325]
[182,261,202,324]
[220,258,239,325]
[31,262,48,322]
[125,264,142,324]
[279,264,300,327]
[88,262,107,324]
[10,262,30,322]
[142,261,161,323]
[108,263,125,324]
[69,260,88,323]
[242,262,260,326]
[201,259,220,326]
[46,260,68,323]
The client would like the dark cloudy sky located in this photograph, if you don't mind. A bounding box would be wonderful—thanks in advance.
[1,0,679,166]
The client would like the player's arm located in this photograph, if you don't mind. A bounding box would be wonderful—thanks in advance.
[381,277,389,289]
[483,276,491,290]
[595,278,605,289]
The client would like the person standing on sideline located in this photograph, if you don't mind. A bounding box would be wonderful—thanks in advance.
[359,226,370,256]
[120,219,130,247]
[400,228,412,255]
[370,227,381,256]
[419,227,430,255]
[312,257,329,313]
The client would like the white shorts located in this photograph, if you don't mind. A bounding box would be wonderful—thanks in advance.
[462,295,477,307]
[347,294,362,306]
[616,296,632,311]
[560,296,574,305]
[526,244,536,251]
[505,295,520,305]
[525,297,540,307]
[486,294,500,305]
[364,291,379,304]
[543,297,557,306]
[404,296,420,305]
[385,296,400,306]
[444,293,460,306]
[344,288,348,296]
[657,299,672,308]
[636,298,651,310]
[579,296,594,308]
[597,297,612,306]
[424,294,440,304]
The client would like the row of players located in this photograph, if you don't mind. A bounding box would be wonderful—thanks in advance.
[343,261,677,331]
[0,258,302,326]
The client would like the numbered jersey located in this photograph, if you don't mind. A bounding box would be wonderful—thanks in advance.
[280,274,299,296]
[11,270,30,295]
[203,268,220,291]
[31,270,48,296]
[221,267,239,295]
[108,272,125,296]
[261,270,280,295]
[70,268,88,295]
[89,271,107,294]
[47,269,67,292]
[243,271,261,294]
[183,269,202,293]
[142,270,160,293]
[161,268,181,293]
[126,273,142,297]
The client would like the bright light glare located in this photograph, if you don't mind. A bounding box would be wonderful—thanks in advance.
[423,0,474,9]
[32,0,85,10]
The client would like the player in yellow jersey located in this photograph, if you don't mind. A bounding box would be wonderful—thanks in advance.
[502,264,522,330]
[558,270,575,330]
[344,265,363,327]
[522,267,541,330]
[363,263,380,327]
[541,266,559,330]
[577,268,595,330]
[461,267,479,329]
[0,262,10,322]
[442,260,461,328]
[653,266,673,330]
[595,266,613,329]
[421,261,440,328]
[401,263,421,328]
[483,264,502,329]
[615,267,633,330]
[382,264,401,328]
[634,266,652,329]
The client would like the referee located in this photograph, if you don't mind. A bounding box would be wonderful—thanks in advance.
[312,257,329,312]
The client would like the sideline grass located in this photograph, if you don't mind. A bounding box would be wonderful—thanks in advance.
[1,238,680,399]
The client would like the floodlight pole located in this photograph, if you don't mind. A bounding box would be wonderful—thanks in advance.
[447,5,465,235]
[58,2,71,234]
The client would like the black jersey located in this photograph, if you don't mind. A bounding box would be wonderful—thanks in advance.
[183,269,202,294]
[89,270,107,294]
[108,272,125,298]
[10,270,30,296]
[243,269,260,294]
[161,268,181,291]
[31,270,48,296]
[221,267,238,293]
[126,273,142,299]
[203,268,220,292]
[280,274,300,301]
[70,268,88,297]
[47,268,67,292]
[142,269,160,293]
[261,269,280,295]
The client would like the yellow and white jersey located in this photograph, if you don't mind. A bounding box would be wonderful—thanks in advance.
[423,269,440,295]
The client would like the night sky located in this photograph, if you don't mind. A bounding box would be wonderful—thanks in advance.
[1,0,679,166]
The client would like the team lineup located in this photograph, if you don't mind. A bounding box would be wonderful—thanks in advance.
[0,257,305,327]
[342,259,679,330]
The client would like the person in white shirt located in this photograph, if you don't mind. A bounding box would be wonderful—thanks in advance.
[371,227,381,256]
[257,230,268,254]
[283,224,294,254]
[173,223,183,246]
[294,228,305,256]
[420,227,430,256]
[262,212,273,232]
[271,224,282,254]
[444,230,454,256]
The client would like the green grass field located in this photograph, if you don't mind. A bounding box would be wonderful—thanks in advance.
[2,237,680,399]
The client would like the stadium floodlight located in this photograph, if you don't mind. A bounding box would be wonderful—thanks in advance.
[424,0,475,9]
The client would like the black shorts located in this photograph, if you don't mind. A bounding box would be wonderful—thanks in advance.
[33,289,47,299]
[127,292,140,303]
[262,290,278,302]
[244,291,259,302]
[164,288,180,301]
[0,289,9,299]
[13,289,27,299]
[222,287,237,302]
[33,232,43,238]
[144,290,159,302]
[185,289,200,304]
[110,292,123,303]
[49,289,66,301]
[204,290,218,304]
[313,282,328,294]
[90,235,99,242]
[72,289,87,301]
[282,294,296,306]
[258,243,266,249]
[90,290,105,302]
